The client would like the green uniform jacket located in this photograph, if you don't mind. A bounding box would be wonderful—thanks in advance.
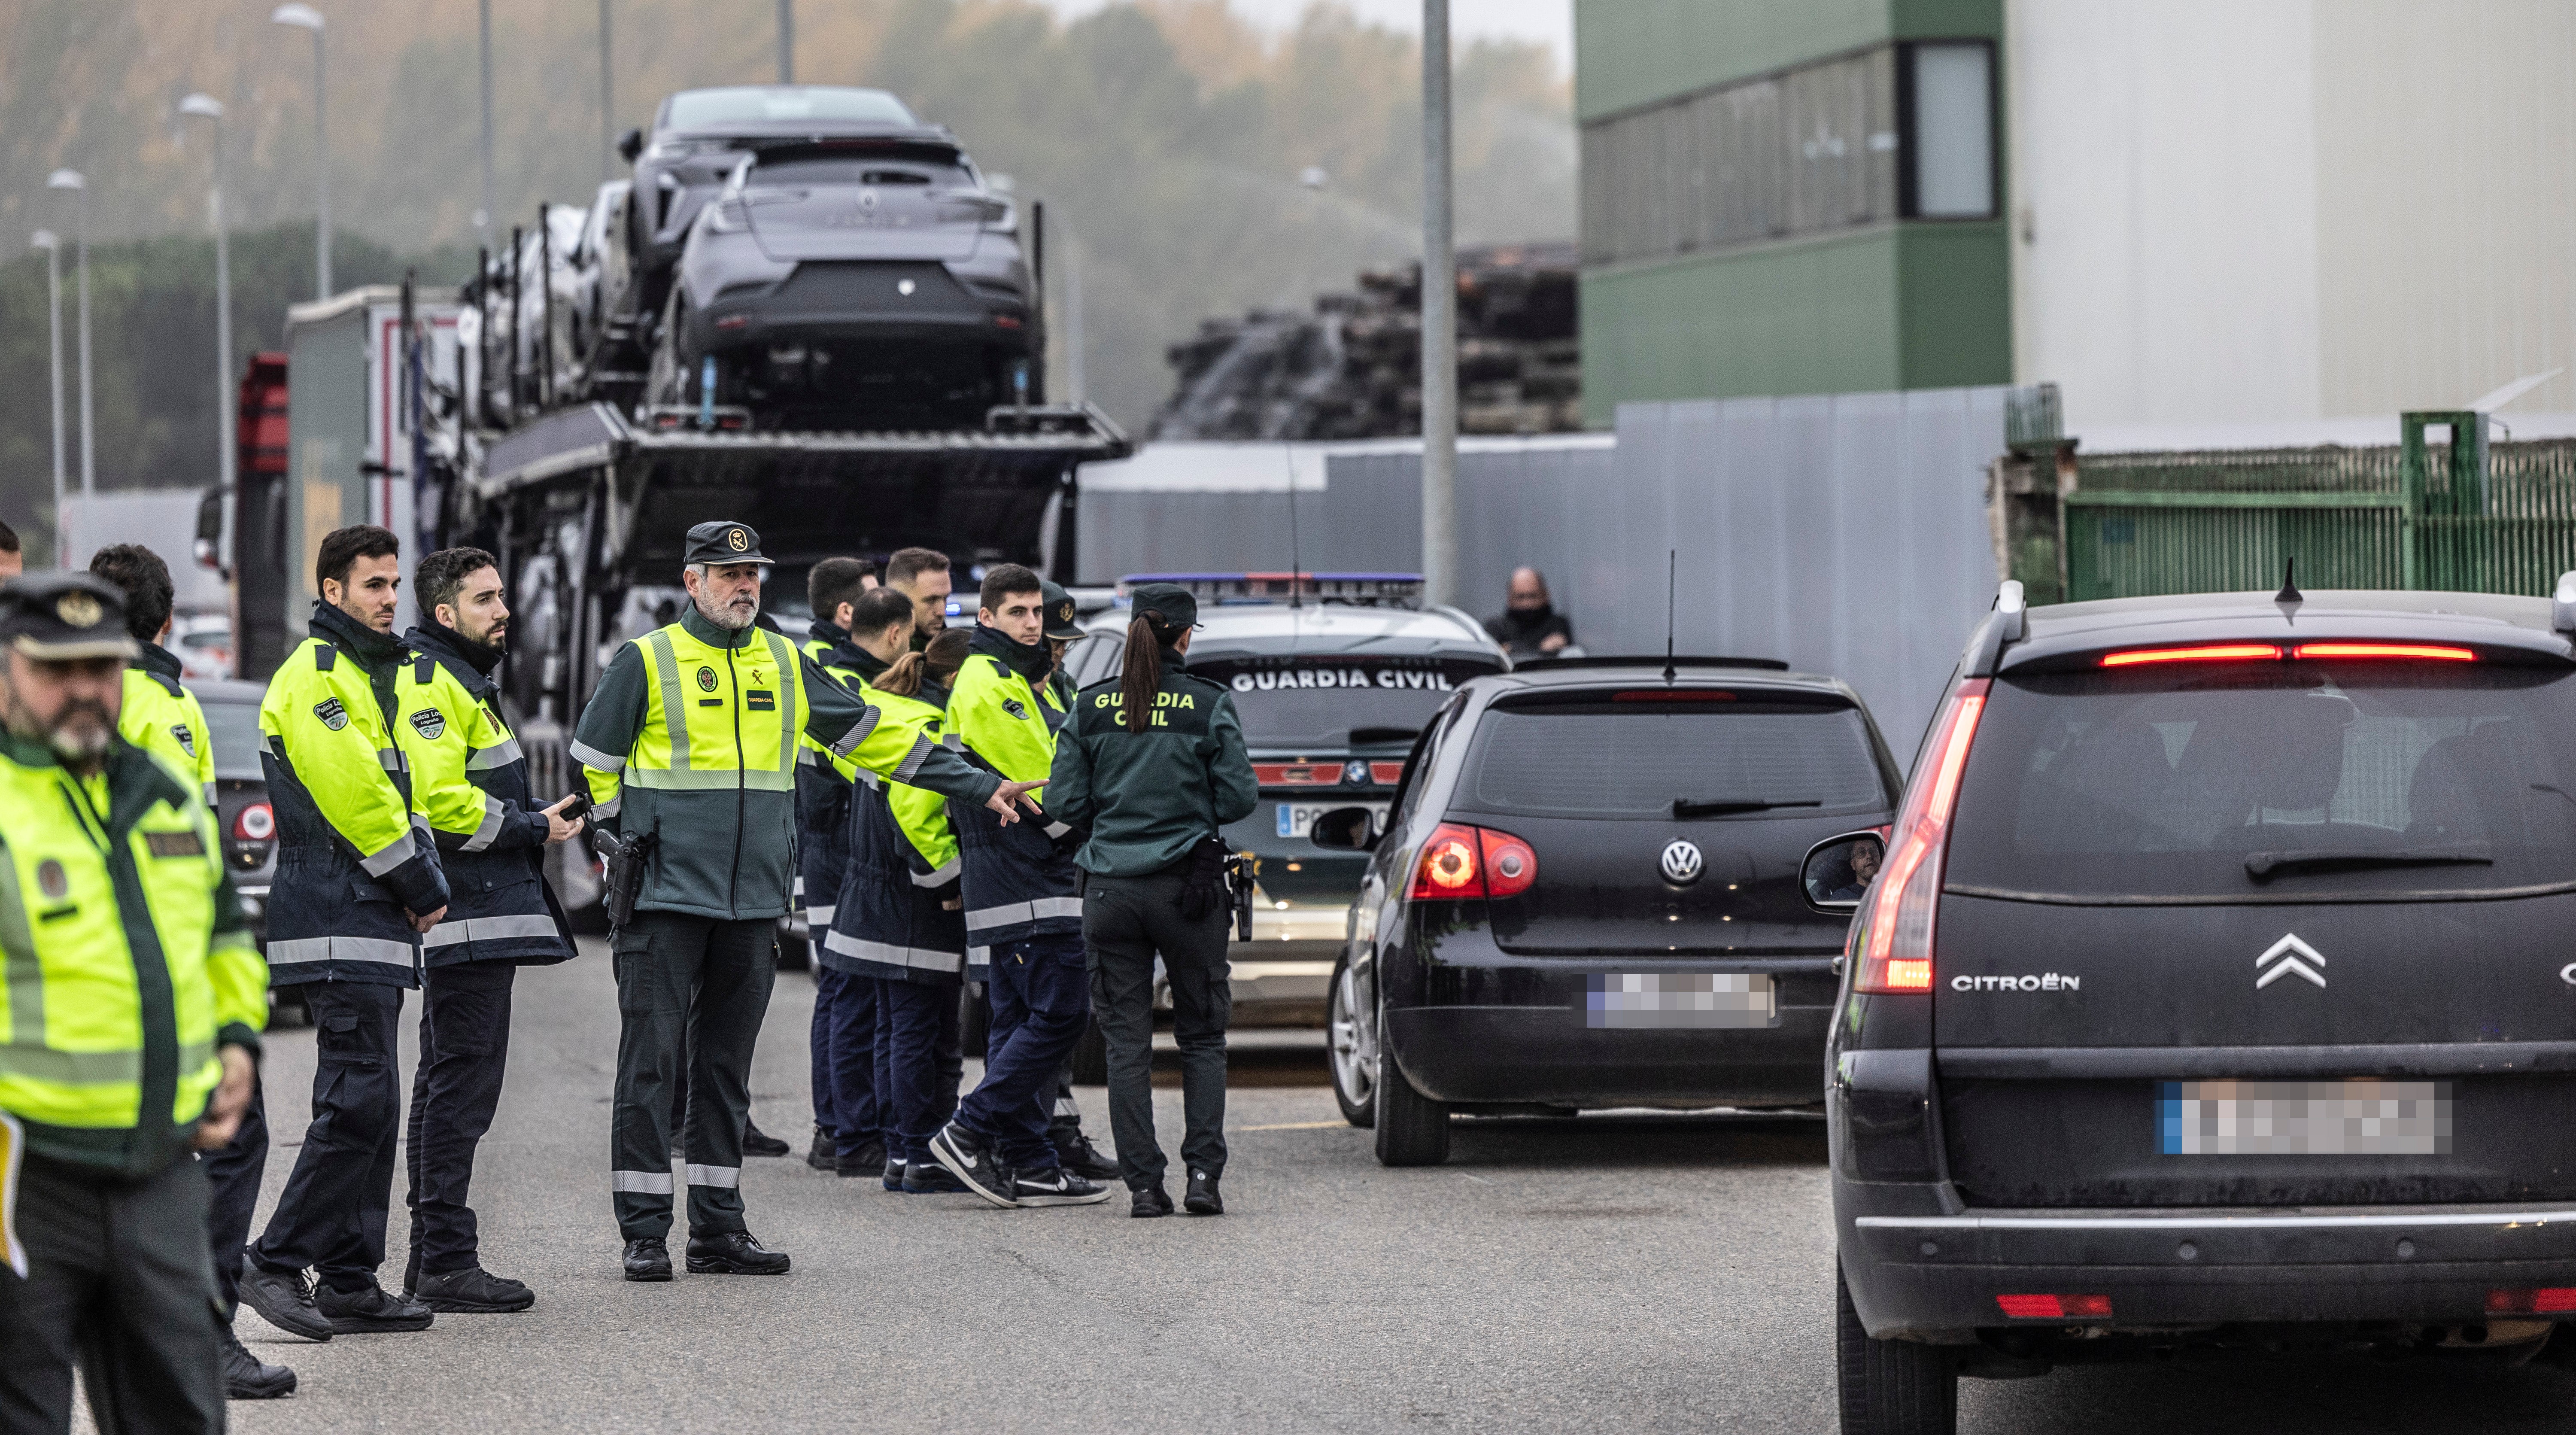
[0,733,265,1175]
[1046,648,1260,878]
[570,606,1000,922]
[120,643,216,811]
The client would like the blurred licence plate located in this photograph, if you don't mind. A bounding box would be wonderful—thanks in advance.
[1276,802,1387,839]
[2159,1079,2452,1156]
[1585,973,1777,1030]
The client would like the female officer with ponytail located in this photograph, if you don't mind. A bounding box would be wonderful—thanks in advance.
[1045,584,1257,1217]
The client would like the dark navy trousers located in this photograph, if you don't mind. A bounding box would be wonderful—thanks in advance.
[955,933,1087,1169]
[404,961,516,1281]
[808,967,879,1152]
[201,1072,267,1315]
[874,977,964,1164]
[253,982,405,1293]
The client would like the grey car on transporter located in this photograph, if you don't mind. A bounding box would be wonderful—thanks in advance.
[1306,655,1902,1165]
[1824,578,2576,1433]
[638,97,1036,432]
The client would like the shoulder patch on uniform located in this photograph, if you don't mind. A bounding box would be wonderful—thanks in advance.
[172,722,196,758]
[34,859,67,900]
[1000,696,1030,721]
[145,830,206,859]
[313,697,349,731]
[410,708,447,741]
[696,666,718,693]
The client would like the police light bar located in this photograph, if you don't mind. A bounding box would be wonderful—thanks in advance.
[1115,573,1425,608]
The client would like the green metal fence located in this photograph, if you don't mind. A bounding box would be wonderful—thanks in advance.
[2064,413,2576,601]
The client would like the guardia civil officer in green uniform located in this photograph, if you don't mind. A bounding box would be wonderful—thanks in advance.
[572,521,1039,1282]
[0,572,268,1433]
[396,547,584,1315]
[243,525,450,1343]
[1047,583,1257,1218]
[85,543,295,1399]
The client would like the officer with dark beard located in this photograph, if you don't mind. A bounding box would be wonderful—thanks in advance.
[395,548,584,1312]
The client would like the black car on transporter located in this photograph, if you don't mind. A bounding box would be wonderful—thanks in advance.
[1308,655,1903,1166]
[1824,578,2576,1434]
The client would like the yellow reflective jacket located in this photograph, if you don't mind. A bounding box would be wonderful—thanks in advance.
[120,643,216,811]
[0,733,265,1175]
[571,608,998,921]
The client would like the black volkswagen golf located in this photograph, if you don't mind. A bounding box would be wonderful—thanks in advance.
[1311,657,1902,1165]
[1826,578,2576,1433]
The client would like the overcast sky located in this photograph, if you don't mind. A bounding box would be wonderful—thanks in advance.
[1039,0,1572,70]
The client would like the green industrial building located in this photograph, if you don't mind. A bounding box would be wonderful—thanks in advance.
[1574,0,2011,423]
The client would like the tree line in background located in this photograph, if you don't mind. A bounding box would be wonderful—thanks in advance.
[0,0,1574,557]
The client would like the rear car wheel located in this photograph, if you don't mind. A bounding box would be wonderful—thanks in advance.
[1836,1264,1957,1435]
[1327,956,1376,1128]
[1373,1032,1449,1166]
[1069,1012,1109,1085]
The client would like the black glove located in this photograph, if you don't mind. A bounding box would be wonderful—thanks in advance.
[1179,835,1229,921]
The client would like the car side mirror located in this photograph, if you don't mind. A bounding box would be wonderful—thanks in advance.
[1310,806,1380,852]
[1800,830,1887,915]
[617,128,644,164]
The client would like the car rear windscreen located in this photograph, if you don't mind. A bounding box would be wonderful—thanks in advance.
[1190,654,1500,749]
[199,699,265,781]
[666,87,915,129]
[1456,699,1889,820]
[1947,664,2576,899]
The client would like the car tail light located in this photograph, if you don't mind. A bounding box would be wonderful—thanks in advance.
[2292,642,2476,662]
[1255,763,1345,787]
[1406,822,1536,901]
[1411,823,1482,900]
[1477,827,1537,898]
[2487,1288,2576,1315]
[1369,761,1406,785]
[2099,643,2283,668]
[233,801,274,842]
[1852,679,1988,994]
[1996,1294,2112,1320]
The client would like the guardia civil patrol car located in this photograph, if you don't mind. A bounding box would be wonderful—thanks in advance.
[1063,574,1508,1025]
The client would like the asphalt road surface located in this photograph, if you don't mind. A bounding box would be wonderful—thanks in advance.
[200,941,2576,1434]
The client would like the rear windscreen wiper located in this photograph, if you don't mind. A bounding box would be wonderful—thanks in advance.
[2244,848,2494,880]
[1673,797,1821,819]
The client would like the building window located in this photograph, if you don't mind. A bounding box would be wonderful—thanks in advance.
[1901,42,1997,219]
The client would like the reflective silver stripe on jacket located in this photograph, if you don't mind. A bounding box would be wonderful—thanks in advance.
[764,629,802,773]
[891,732,937,783]
[962,897,1086,933]
[376,747,406,773]
[465,736,524,772]
[202,781,217,809]
[827,706,881,763]
[421,914,563,949]
[611,1169,674,1194]
[357,830,418,878]
[908,857,960,888]
[568,739,625,772]
[461,793,507,852]
[594,796,621,818]
[684,1163,740,1189]
[628,766,795,792]
[264,935,417,968]
[822,929,962,972]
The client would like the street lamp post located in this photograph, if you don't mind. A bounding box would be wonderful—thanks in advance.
[1419,0,1458,609]
[478,0,495,237]
[271,3,329,299]
[30,231,64,563]
[180,94,237,503]
[46,170,92,522]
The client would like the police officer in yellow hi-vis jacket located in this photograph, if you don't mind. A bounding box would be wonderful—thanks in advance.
[396,547,584,1316]
[0,572,267,1434]
[572,521,1041,1283]
[85,542,298,1399]
[240,526,451,1344]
